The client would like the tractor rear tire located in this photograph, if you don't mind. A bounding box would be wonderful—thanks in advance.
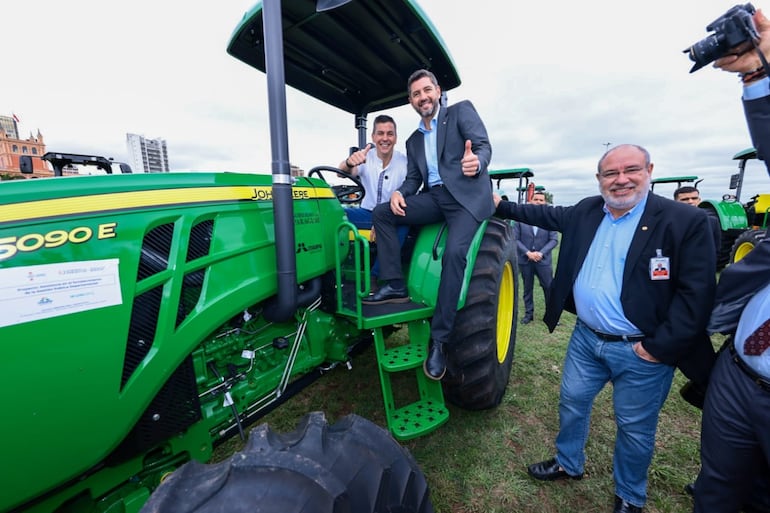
[140,412,433,513]
[729,228,766,264]
[443,218,517,410]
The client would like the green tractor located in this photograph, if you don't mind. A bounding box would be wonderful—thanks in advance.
[699,147,770,266]
[650,175,702,194]
[0,1,517,512]
[490,168,543,204]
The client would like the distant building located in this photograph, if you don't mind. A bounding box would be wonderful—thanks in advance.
[0,115,19,140]
[126,133,170,173]
[0,115,52,179]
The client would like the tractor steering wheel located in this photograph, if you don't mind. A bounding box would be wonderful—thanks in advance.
[308,166,366,205]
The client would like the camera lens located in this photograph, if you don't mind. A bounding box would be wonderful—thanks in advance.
[686,32,726,72]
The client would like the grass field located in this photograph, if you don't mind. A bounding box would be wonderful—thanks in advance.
[213,286,710,513]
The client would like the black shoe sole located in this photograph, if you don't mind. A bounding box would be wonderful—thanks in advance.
[526,465,583,481]
[423,361,446,380]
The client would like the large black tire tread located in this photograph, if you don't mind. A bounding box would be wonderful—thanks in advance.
[443,218,517,410]
[702,208,730,270]
[140,412,433,513]
[729,228,767,264]
[717,229,736,270]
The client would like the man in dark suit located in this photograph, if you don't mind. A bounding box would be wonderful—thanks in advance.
[513,191,559,325]
[692,8,770,512]
[494,144,716,513]
[366,68,494,381]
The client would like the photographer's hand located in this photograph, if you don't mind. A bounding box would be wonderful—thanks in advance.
[715,9,770,74]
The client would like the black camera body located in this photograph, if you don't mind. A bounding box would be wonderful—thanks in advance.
[685,3,758,73]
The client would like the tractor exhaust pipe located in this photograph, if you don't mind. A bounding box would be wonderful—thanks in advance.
[262,0,297,323]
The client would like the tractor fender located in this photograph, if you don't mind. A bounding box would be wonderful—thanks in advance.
[699,199,747,231]
[404,220,489,308]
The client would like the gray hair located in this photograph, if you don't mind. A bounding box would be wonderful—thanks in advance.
[597,144,651,172]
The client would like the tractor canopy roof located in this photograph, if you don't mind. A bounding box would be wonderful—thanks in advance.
[733,147,757,160]
[227,0,461,116]
[489,168,536,203]
[650,175,701,192]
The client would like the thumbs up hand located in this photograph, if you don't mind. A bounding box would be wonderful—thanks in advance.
[461,139,481,177]
[349,143,372,167]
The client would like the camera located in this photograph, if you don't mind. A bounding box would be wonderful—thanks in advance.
[684,3,759,73]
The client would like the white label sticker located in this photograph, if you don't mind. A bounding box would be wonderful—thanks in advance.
[0,258,123,328]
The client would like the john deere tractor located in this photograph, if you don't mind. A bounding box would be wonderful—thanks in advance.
[0,1,517,512]
[699,147,769,266]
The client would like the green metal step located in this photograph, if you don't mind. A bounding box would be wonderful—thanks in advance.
[389,398,450,441]
[380,342,426,372]
[335,224,448,440]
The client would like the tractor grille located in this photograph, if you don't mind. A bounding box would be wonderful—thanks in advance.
[186,219,213,261]
[121,287,161,389]
[107,356,202,465]
[136,223,174,280]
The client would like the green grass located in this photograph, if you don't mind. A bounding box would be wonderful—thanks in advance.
[213,286,708,513]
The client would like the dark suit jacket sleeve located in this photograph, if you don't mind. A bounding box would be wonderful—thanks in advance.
[456,101,492,174]
[401,132,426,197]
[744,95,770,177]
[494,200,573,232]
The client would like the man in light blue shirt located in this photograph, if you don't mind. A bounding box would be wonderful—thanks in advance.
[494,143,716,513]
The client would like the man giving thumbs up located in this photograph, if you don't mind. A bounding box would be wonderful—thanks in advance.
[366,68,494,381]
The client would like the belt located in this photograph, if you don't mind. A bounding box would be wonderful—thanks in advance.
[729,341,770,393]
[431,184,444,189]
[581,321,645,342]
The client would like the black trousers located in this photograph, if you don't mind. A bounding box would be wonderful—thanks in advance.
[694,349,770,513]
[372,186,481,343]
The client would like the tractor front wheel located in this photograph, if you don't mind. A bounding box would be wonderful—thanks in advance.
[140,412,433,513]
[730,228,767,264]
[443,218,517,410]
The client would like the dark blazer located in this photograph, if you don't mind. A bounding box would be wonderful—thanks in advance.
[513,222,559,266]
[496,193,717,382]
[399,100,494,222]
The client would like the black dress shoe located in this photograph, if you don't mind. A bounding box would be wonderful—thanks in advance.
[520,316,533,325]
[423,340,446,380]
[684,482,695,496]
[362,283,408,304]
[527,458,583,481]
[613,495,643,513]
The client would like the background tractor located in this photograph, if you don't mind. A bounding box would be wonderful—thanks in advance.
[699,147,770,266]
[490,168,549,204]
[0,1,517,512]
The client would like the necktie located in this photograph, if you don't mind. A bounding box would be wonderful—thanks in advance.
[744,318,770,356]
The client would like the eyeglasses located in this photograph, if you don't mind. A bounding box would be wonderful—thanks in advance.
[598,166,647,180]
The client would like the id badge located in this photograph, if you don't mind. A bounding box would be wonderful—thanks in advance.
[650,249,670,281]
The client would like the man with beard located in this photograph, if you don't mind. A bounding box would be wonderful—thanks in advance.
[493,144,716,513]
[365,68,494,382]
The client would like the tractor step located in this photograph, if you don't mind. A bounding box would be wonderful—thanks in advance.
[335,225,448,440]
[380,342,427,372]
[388,397,449,440]
[371,319,447,441]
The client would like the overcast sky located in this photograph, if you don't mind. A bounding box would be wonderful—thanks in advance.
[5,0,770,205]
